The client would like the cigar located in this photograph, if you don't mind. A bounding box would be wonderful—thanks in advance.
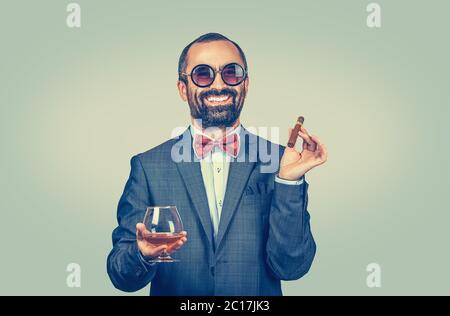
[287,116,305,148]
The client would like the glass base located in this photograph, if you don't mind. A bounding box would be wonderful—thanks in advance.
[148,257,180,263]
[148,251,179,263]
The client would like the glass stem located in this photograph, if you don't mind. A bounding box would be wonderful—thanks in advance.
[160,250,170,258]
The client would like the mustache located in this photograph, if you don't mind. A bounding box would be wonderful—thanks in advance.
[199,88,237,102]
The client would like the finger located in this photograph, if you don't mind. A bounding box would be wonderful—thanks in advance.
[177,237,188,247]
[299,125,315,142]
[297,128,315,146]
[136,223,147,233]
[310,135,327,160]
[136,223,145,241]
[180,231,187,237]
[299,132,316,151]
[320,143,328,161]
[317,142,328,161]
[167,239,185,253]
[309,135,322,150]
[137,223,152,240]
[153,245,168,252]
[309,134,321,144]
[300,124,311,136]
[168,236,188,253]
[149,245,168,256]
[141,244,167,259]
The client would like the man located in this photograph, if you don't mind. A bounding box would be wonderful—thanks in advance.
[107,33,327,295]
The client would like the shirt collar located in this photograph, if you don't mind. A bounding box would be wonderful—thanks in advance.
[189,123,242,140]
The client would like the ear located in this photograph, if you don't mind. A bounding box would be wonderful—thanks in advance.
[177,80,188,101]
[243,76,250,96]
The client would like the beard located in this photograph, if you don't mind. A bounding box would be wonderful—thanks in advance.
[187,87,245,129]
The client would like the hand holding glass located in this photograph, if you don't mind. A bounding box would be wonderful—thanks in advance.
[136,206,187,263]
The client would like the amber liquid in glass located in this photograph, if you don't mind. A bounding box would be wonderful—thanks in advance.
[143,232,182,248]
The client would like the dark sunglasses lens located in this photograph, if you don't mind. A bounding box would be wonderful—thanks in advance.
[192,65,214,87]
[222,64,245,85]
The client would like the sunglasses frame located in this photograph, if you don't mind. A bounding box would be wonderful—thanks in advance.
[181,63,247,88]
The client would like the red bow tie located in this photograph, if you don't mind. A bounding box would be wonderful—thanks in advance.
[194,133,240,159]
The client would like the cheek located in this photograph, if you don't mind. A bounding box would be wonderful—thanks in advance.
[243,84,248,94]
[188,89,202,105]
[236,87,246,99]
[193,88,206,102]
[193,90,200,101]
[186,87,195,99]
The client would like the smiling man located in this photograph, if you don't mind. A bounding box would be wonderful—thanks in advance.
[107,33,327,296]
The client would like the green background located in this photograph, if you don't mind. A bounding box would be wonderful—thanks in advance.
[1,0,449,295]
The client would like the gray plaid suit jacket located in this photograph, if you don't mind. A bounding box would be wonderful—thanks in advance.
[107,126,316,295]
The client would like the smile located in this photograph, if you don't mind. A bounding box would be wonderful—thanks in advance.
[205,94,231,104]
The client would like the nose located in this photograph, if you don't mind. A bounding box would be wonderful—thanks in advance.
[209,71,227,91]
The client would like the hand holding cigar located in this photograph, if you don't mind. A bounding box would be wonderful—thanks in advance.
[287,116,304,148]
[278,115,328,181]
[287,116,317,151]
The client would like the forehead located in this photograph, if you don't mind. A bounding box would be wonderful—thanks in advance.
[186,40,244,71]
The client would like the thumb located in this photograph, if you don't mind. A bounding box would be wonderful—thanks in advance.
[136,223,146,241]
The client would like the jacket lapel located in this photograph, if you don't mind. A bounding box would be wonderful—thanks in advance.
[174,128,214,249]
[215,127,257,250]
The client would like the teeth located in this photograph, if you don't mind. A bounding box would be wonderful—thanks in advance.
[207,95,229,102]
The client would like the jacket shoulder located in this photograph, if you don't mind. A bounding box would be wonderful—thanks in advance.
[133,129,189,163]
[242,127,286,157]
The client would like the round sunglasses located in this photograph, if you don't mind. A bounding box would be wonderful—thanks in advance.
[181,63,247,87]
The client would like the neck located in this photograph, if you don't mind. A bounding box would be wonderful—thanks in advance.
[191,118,241,140]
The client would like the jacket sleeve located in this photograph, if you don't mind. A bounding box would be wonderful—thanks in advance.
[107,155,158,292]
[265,177,317,280]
